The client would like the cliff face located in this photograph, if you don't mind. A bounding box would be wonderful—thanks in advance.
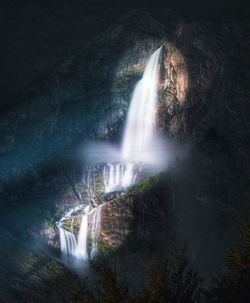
[91,12,250,283]
[157,42,189,134]
[0,5,250,298]
[2,10,249,173]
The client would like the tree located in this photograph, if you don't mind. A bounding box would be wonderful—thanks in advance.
[208,221,250,303]
[73,252,203,303]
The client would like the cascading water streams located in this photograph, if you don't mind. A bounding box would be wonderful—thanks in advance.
[75,206,89,260]
[58,205,90,263]
[58,46,162,265]
[59,227,77,260]
[89,205,103,259]
[58,204,103,264]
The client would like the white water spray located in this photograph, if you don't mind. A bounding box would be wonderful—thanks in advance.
[59,227,77,260]
[58,204,103,263]
[58,205,90,263]
[75,206,89,260]
[90,205,103,259]
[101,47,162,193]
[122,46,162,163]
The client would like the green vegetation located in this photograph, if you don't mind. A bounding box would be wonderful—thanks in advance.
[94,188,104,193]
[97,240,115,255]
[22,254,40,273]
[43,207,64,229]
[61,222,72,232]
[62,185,74,196]
[128,176,157,195]
[61,220,80,234]
[21,252,65,278]
[44,259,65,276]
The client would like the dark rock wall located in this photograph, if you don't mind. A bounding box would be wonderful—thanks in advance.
[0,229,79,303]
[0,4,250,297]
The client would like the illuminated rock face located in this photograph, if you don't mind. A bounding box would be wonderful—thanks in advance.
[157,43,189,135]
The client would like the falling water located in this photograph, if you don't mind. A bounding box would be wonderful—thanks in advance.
[58,205,90,263]
[58,47,162,264]
[122,46,162,162]
[103,163,122,193]
[59,227,77,260]
[75,206,89,260]
[81,47,162,193]
[99,47,162,193]
[90,205,103,259]
[59,204,103,263]
[102,162,137,193]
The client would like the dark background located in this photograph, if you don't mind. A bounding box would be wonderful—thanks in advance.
[0,1,250,301]
[0,0,250,113]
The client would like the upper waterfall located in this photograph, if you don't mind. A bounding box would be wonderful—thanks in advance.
[121,46,162,163]
[81,47,163,192]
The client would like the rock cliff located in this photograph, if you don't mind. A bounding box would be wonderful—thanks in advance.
[0,4,250,299]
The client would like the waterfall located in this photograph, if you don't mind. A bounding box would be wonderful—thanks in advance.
[58,47,162,264]
[59,227,77,260]
[99,47,162,193]
[90,205,103,259]
[58,205,90,262]
[104,163,122,193]
[58,204,103,263]
[119,47,162,189]
[75,206,89,260]
[122,46,162,163]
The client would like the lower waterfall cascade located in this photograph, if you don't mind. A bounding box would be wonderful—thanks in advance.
[58,46,163,265]
[58,204,103,263]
